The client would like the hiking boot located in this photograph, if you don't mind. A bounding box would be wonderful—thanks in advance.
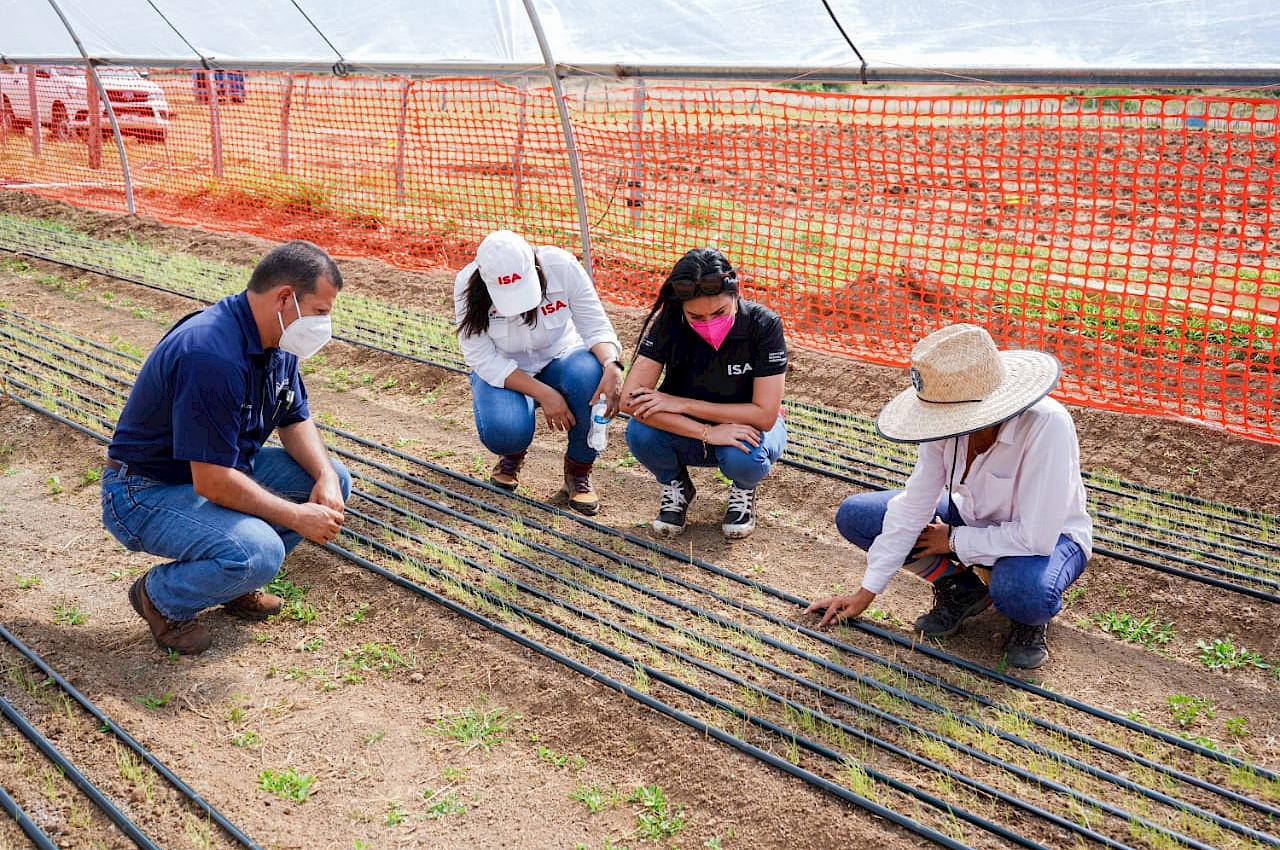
[489,451,526,491]
[913,569,991,637]
[721,485,756,539]
[128,576,212,655]
[652,470,696,538]
[1004,621,1049,669]
[223,589,285,621]
[561,456,599,516]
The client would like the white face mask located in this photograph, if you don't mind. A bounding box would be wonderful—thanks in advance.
[277,291,332,359]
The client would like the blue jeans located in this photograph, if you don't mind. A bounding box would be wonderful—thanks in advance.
[835,489,1088,626]
[470,347,604,463]
[101,448,352,621]
[624,416,787,490]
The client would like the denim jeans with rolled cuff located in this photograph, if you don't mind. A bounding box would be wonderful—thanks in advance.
[469,347,604,464]
[623,416,787,491]
[834,488,1087,626]
[101,447,352,622]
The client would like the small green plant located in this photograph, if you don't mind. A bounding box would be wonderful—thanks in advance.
[1062,584,1088,605]
[267,573,309,601]
[628,784,685,842]
[384,801,410,825]
[1091,611,1175,649]
[53,604,87,626]
[1224,717,1249,738]
[422,789,466,819]
[45,475,62,494]
[1167,694,1215,728]
[232,731,261,748]
[136,692,173,710]
[16,574,41,590]
[537,744,586,771]
[429,704,517,751]
[362,731,386,747]
[1196,638,1269,670]
[80,467,101,485]
[258,767,316,802]
[343,603,370,624]
[570,782,613,814]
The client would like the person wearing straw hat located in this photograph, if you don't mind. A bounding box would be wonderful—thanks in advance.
[804,323,1092,669]
[455,230,625,516]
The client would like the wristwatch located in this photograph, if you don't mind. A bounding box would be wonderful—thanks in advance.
[608,358,625,372]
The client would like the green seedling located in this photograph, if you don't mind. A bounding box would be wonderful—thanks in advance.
[258,767,316,802]
[627,784,686,841]
[80,467,101,485]
[1196,638,1269,670]
[1224,717,1249,738]
[137,692,173,710]
[570,783,613,813]
[1091,611,1175,649]
[1167,694,1215,728]
[428,704,517,751]
[266,573,309,601]
[384,802,409,825]
[16,574,41,590]
[53,604,87,626]
[232,731,261,748]
[45,475,62,494]
[421,789,466,819]
[537,744,586,771]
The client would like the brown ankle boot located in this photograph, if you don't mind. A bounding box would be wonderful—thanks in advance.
[490,451,526,491]
[223,589,284,621]
[128,576,212,655]
[562,456,599,515]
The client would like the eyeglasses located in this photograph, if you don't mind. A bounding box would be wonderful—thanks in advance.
[670,275,732,299]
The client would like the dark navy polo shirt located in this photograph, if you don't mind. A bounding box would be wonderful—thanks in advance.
[638,299,788,405]
[107,291,310,484]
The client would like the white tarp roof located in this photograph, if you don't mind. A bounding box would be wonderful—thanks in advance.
[2,0,1278,85]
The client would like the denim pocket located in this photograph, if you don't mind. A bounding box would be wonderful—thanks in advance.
[101,481,144,552]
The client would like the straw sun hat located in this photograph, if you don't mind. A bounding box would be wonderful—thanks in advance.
[875,324,1061,443]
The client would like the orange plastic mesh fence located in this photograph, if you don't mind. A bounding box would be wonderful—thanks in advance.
[1,71,1276,442]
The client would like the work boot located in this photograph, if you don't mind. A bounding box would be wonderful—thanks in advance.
[223,589,285,621]
[1004,621,1049,669]
[653,469,696,538]
[561,456,599,516]
[128,576,212,655]
[721,485,756,539]
[913,569,991,637]
[489,451,527,491]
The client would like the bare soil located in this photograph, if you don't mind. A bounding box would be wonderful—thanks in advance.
[0,193,1277,850]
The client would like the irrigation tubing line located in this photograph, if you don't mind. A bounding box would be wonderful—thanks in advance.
[338,465,1278,836]
[339,491,1236,850]
[322,538,974,850]
[0,783,57,850]
[319,422,1280,783]
[324,435,1279,819]
[0,625,263,850]
[0,694,161,849]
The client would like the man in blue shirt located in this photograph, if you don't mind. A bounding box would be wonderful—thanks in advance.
[102,240,352,655]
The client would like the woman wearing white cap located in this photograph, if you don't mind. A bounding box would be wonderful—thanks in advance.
[455,230,624,515]
[805,323,1092,669]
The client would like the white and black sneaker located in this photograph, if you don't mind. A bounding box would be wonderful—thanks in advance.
[721,485,756,539]
[652,472,696,538]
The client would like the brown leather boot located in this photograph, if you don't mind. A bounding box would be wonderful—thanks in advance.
[489,451,527,491]
[128,576,212,655]
[562,456,599,516]
[223,589,284,621]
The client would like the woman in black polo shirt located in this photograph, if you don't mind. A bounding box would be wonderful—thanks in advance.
[621,247,788,539]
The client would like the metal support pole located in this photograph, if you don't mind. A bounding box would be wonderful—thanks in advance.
[85,66,102,169]
[26,66,41,157]
[520,0,594,276]
[44,0,135,212]
[628,81,646,229]
[209,73,224,179]
[280,75,294,173]
[394,77,410,204]
[513,81,528,207]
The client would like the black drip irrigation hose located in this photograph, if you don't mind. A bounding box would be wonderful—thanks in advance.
[322,538,976,850]
[0,783,57,850]
[0,624,264,850]
[330,455,1280,839]
[0,694,162,849]
[336,488,1250,850]
[4,235,1278,589]
[2,303,1279,841]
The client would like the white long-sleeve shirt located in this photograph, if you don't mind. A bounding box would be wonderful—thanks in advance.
[454,245,622,387]
[862,397,1093,595]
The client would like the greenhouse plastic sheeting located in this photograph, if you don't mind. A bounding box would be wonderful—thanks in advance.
[1,0,1277,78]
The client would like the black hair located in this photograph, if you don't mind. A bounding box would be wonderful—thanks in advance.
[631,247,739,361]
[247,240,343,295]
[456,258,549,338]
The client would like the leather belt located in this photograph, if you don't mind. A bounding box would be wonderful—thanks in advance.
[105,458,124,472]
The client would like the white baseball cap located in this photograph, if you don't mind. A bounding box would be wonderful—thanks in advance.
[477,230,541,316]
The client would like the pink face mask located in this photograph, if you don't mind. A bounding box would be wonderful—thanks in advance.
[688,312,735,350]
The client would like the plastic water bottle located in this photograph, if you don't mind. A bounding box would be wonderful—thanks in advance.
[587,394,610,451]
